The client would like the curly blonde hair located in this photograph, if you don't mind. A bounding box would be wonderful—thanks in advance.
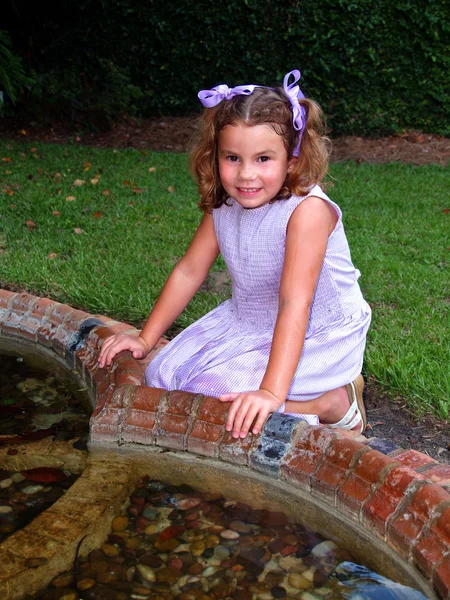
[190,86,330,213]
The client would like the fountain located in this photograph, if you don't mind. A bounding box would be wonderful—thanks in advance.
[0,289,449,600]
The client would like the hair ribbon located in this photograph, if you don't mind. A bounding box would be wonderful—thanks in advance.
[198,70,307,156]
[198,84,257,108]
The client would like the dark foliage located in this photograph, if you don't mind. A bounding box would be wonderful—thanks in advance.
[3,0,450,135]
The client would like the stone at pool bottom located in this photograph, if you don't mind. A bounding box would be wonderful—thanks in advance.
[32,477,428,600]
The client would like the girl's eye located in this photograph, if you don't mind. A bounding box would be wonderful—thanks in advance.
[226,155,239,162]
[258,156,270,162]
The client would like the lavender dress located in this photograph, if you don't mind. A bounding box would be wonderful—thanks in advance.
[145,185,371,408]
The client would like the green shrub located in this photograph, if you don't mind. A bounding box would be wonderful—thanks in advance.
[0,29,33,112]
[3,0,450,136]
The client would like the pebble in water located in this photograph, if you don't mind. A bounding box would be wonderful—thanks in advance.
[21,484,45,495]
[177,497,201,511]
[31,476,428,600]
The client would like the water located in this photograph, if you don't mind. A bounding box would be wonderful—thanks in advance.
[33,477,428,600]
[0,350,89,541]
[0,467,81,542]
[0,351,90,445]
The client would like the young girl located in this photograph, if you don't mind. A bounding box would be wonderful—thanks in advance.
[98,70,371,439]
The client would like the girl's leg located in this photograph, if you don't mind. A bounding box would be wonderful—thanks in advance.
[285,376,365,432]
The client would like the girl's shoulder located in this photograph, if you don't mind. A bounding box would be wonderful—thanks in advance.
[280,185,342,221]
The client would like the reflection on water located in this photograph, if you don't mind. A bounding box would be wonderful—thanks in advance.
[0,467,80,542]
[0,351,89,541]
[0,352,90,445]
[33,478,427,600]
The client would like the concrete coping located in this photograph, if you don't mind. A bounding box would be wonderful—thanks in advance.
[0,289,449,600]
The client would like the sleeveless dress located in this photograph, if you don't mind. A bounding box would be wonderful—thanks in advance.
[145,185,371,407]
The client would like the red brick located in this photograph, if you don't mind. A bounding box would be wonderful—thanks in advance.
[11,292,39,313]
[52,308,92,356]
[388,483,450,555]
[114,358,144,387]
[421,464,450,486]
[219,430,258,466]
[166,390,197,416]
[132,386,166,412]
[433,556,450,600]
[74,345,96,378]
[392,449,437,470]
[157,413,190,450]
[311,437,369,501]
[0,290,16,324]
[122,405,157,446]
[21,297,56,341]
[196,395,229,425]
[363,466,425,536]
[109,323,137,335]
[188,420,224,457]
[280,428,336,489]
[1,293,38,336]
[37,301,68,347]
[88,325,116,350]
[337,450,398,521]
[0,289,16,304]
[413,507,450,578]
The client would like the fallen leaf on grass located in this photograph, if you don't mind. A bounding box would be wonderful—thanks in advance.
[53,172,61,179]
[52,210,60,216]
[93,211,102,218]
[102,190,110,196]
[66,196,76,202]
[91,177,99,185]
[74,228,84,235]
[149,167,157,173]
[2,157,12,162]
[442,208,450,214]
[26,220,36,229]
[132,188,143,193]
[31,147,37,153]
[47,253,58,259]
[6,190,14,196]
[84,162,92,171]
[73,179,85,186]
[19,129,27,135]
[167,186,175,192]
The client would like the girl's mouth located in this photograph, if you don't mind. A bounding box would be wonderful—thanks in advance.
[237,187,261,194]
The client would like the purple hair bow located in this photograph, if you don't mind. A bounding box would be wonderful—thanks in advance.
[198,84,258,108]
[198,70,307,156]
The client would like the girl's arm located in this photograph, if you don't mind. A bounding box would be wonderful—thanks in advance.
[221,196,337,437]
[98,213,220,367]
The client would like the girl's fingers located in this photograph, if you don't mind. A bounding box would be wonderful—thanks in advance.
[219,392,240,402]
[252,409,270,435]
[239,406,260,438]
[225,396,242,432]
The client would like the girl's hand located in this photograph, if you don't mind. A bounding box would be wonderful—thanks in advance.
[218,389,282,438]
[98,334,151,368]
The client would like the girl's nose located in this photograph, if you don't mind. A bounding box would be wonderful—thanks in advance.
[239,162,256,180]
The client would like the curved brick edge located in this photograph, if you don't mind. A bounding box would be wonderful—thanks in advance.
[0,289,449,599]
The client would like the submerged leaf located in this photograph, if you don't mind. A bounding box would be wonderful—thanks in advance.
[21,467,68,483]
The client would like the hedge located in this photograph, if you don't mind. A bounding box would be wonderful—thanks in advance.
[3,0,450,136]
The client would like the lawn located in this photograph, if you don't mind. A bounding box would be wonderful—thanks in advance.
[1,141,449,419]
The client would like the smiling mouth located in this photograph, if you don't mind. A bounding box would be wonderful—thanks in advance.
[237,187,261,193]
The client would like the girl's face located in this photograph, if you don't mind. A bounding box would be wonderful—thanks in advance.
[218,122,296,209]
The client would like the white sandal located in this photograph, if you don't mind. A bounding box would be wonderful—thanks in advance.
[328,374,366,433]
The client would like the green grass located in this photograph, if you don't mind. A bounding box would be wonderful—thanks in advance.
[1,141,449,419]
